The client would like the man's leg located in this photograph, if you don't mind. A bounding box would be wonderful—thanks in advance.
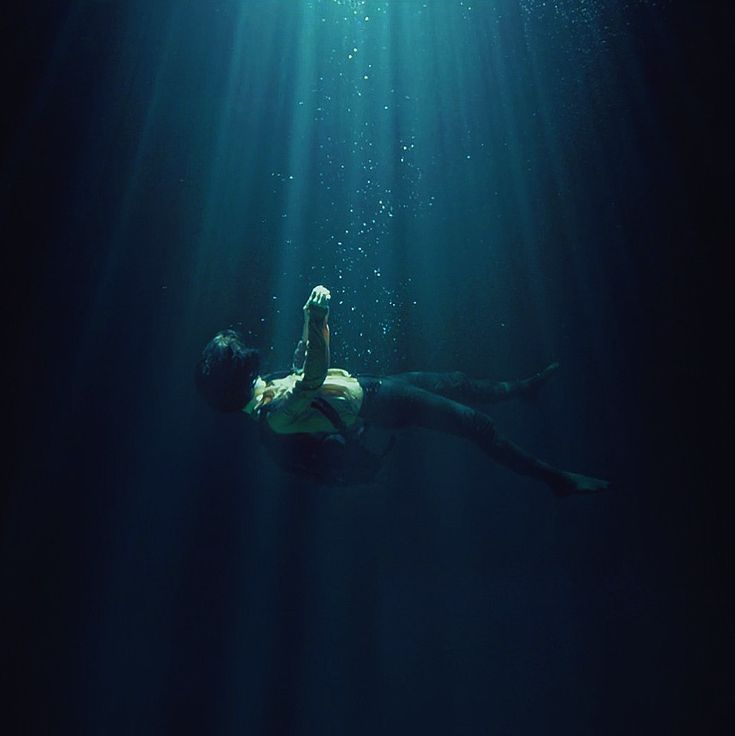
[358,376,607,496]
[386,363,559,405]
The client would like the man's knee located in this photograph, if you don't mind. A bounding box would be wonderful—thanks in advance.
[469,410,496,441]
[448,371,469,389]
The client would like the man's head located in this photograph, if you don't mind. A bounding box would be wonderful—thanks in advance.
[195,329,261,412]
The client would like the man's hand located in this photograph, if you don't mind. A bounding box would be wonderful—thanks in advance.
[303,285,331,321]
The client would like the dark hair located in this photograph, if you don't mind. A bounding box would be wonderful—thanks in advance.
[195,329,261,412]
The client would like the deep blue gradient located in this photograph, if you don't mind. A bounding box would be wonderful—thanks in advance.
[2,1,729,734]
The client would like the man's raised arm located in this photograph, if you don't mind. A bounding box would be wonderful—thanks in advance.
[296,285,331,392]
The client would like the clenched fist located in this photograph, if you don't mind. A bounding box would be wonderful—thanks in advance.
[303,285,331,321]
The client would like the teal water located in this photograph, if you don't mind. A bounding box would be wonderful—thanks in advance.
[2,1,728,734]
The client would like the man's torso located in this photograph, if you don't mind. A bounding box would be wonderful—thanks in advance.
[258,369,364,434]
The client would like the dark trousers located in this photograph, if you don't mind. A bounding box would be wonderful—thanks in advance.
[357,371,564,490]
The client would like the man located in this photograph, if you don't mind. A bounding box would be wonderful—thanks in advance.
[196,285,609,496]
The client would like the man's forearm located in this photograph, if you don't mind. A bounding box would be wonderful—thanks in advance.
[298,314,330,391]
[295,285,331,391]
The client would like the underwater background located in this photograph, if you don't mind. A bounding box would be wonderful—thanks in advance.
[1,1,729,734]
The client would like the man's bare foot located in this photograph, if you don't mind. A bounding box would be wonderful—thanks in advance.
[551,471,610,498]
[521,361,560,399]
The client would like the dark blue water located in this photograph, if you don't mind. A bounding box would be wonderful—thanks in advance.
[2,1,729,734]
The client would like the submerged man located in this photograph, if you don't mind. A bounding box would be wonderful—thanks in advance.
[196,285,609,496]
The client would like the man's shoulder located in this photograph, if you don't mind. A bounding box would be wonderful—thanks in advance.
[326,368,357,379]
[264,371,298,386]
